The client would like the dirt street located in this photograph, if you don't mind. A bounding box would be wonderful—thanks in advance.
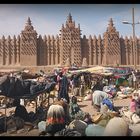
[0,97,132,136]
[78,97,131,116]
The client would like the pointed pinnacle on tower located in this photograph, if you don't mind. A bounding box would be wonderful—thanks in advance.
[108,18,114,27]
[107,18,116,32]
[67,13,72,23]
[26,17,32,26]
[78,23,80,29]
[23,16,36,32]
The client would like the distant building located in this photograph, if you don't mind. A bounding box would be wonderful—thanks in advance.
[0,14,139,67]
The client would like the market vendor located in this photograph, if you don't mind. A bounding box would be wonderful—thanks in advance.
[91,90,109,112]
[69,96,86,121]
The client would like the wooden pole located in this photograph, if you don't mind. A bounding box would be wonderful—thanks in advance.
[4,97,7,132]
[35,97,37,113]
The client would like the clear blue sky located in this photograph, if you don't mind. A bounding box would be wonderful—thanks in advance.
[0,4,140,38]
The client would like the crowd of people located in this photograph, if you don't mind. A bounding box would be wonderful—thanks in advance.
[35,69,140,135]
[1,68,140,136]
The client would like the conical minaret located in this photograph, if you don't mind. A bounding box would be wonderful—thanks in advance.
[20,17,38,66]
[103,18,120,66]
[108,18,114,27]
[106,18,116,32]
[66,13,75,28]
[67,13,72,23]
[60,13,81,66]
[24,17,34,31]
[26,17,32,26]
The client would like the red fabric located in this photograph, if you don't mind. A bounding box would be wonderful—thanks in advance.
[47,117,65,124]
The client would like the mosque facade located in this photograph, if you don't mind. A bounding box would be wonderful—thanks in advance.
[0,14,139,67]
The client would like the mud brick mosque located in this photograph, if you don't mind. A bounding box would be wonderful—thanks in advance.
[0,13,140,67]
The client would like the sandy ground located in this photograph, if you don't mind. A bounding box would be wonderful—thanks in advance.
[78,97,131,116]
[1,96,140,136]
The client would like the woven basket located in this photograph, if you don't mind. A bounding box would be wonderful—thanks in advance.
[108,111,118,118]
[92,113,103,123]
